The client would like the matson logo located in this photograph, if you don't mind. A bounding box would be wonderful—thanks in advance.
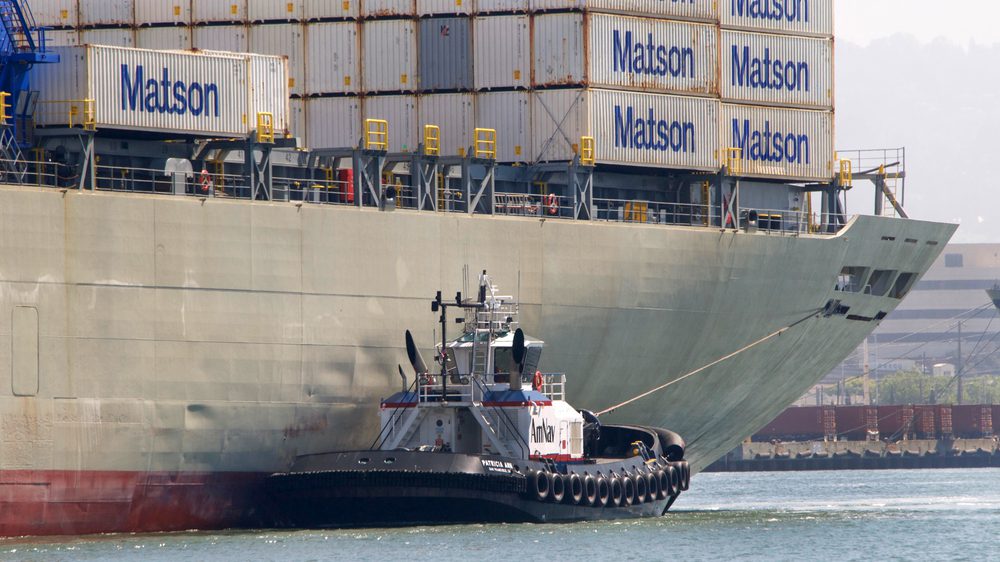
[120,64,221,117]
[730,0,810,23]
[614,105,697,153]
[730,118,811,164]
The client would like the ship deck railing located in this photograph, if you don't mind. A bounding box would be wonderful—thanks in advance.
[3,159,846,237]
[416,372,566,403]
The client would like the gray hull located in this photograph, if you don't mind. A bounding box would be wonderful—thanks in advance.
[0,185,955,535]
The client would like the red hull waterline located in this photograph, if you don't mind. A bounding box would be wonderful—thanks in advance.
[0,471,269,537]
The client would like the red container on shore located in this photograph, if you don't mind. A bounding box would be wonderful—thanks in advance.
[952,405,993,438]
[878,405,915,439]
[914,405,937,438]
[752,406,827,441]
[835,406,879,441]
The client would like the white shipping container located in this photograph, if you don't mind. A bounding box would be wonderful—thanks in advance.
[417,0,472,16]
[419,93,474,157]
[134,0,190,26]
[476,92,530,162]
[192,24,248,53]
[362,95,418,152]
[474,15,529,91]
[361,20,417,93]
[532,89,719,170]
[533,13,718,95]
[304,0,359,20]
[137,26,192,51]
[306,97,361,148]
[192,0,247,23]
[80,28,135,48]
[248,0,302,22]
[721,103,834,181]
[32,0,78,29]
[476,0,528,13]
[305,22,359,95]
[78,0,133,27]
[362,0,413,18]
[721,30,833,109]
[250,24,304,96]
[530,0,717,21]
[46,29,80,47]
[721,0,833,38]
[33,45,287,137]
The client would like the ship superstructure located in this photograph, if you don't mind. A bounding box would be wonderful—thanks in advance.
[0,0,958,537]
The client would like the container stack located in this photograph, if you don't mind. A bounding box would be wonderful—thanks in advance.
[34,0,835,182]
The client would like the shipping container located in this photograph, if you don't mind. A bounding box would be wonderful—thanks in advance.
[721,0,833,38]
[721,30,833,109]
[951,405,993,439]
[530,0,717,22]
[419,17,472,92]
[303,0,359,20]
[33,45,288,137]
[304,22,359,95]
[136,26,192,51]
[289,97,306,144]
[752,406,826,441]
[248,0,303,22]
[249,24,305,96]
[534,13,718,95]
[134,0,191,26]
[31,0,78,29]
[877,405,915,439]
[532,89,719,170]
[192,24,248,53]
[938,405,953,436]
[306,96,361,148]
[361,19,417,93]
[362,0,414,19]
[419,93,474,157]
[78,0,133,28]
[476,0,529,14]
[46,29,80,47]
[474,15,529,91]
[362,95,418,152]
[913,405,936,438]
[417,0,473,16]
[834,405,878,441]
[192,0,247,23]
[720,103,833,181]
[80,28,136,48]
[476,91,530,162]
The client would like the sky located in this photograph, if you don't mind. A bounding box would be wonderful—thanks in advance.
[835,1,1000,243]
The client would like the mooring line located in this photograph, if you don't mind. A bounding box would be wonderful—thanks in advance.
[596,309,821,416]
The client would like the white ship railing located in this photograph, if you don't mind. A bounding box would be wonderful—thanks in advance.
[415,372,566,403]
[2,158,853,237]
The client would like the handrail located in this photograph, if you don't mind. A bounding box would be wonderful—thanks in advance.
[370,377,419,451]
[472,376,528,458]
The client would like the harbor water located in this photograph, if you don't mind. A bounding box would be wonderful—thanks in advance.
[2,468,996,561]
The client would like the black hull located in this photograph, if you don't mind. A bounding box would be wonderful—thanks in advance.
[267,451,688,527]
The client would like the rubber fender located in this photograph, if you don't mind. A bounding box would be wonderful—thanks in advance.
[566,473,584,505]
[634,472,647,504]
[582,474,598,507]
[622,475,635,507]
[550,473,565,503]
[644,472,659,502]
[679,461,691,492]
[655,469,670,499]
[653,428,686,462]
[608,476,623,508]
[529,470,549,502]
[665,465,679,497]
[596,476,610,508]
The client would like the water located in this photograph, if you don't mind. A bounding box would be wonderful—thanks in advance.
[2,469,997,561]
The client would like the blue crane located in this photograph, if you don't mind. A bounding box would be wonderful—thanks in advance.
[0,0,57,179]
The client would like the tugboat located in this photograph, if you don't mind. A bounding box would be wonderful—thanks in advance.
[266,273,691,527]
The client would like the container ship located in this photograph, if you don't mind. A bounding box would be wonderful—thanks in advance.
[0,0,956,536]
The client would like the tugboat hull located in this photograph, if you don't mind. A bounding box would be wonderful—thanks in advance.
[267,450,687,527]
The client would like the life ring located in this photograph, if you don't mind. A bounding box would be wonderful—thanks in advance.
[199,168,211,193]
[529,470,550,502]
[545,193,558,216]
[566,473,584,505]
[549,473,565,503]
[532,371,544,391]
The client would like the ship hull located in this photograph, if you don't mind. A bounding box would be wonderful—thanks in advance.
[0,186,955,536]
